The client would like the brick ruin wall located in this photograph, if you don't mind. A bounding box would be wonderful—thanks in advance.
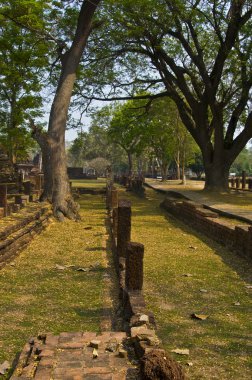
[161,198,252,261]
[0,205,52,269]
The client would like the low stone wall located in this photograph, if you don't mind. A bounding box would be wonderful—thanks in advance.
[67,167,97,180]
[0,203,52,269]
[106,183,169,355]
[161,197,252,261]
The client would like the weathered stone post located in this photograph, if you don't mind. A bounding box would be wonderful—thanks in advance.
[35,175,42,192]
[235,177,240,189]
[111,188,118,236]
[111,188,118,209]
[242,171,246,190]
[126,242,144,291]
[23,181,31,195]
[248,178,252,191]
[247,226,252,260]
[0,184,7,217]
[117,200,131,260]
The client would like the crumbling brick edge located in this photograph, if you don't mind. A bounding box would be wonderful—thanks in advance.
[0,204,52,270]
[160,196,252,262]
[107,192,171,362]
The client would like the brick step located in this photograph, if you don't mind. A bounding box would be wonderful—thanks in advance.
[10,332,140,380]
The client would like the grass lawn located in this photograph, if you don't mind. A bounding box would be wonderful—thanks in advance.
[70,178,106,188]
[146,178,252,210]
[117,186,252,379]
[0,194,108,367]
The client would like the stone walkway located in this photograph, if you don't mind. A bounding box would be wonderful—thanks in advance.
[145,180,252,224]
[11,332,139,380]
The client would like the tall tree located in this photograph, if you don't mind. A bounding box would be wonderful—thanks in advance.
[0,0,48,163]
[2,0,101,219]
[108,100,148,176]
[47,0,101,219]
[81,0,252,191]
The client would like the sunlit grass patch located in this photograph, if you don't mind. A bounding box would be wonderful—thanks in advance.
[0,194,107,365]
[71,178,106,188]
[117,186,252,380]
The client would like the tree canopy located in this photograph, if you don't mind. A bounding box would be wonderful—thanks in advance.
[80,0,252,190]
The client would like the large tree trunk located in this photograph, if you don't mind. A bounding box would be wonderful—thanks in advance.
[127,151,133,176]
[30,120,53,201]
[161,163,168,181]
[175,151,180,180]
[40,139,53,201]
[204,162,230,191]
[46,0,100,220]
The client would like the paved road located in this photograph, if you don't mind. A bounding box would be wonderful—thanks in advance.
[145,179,252,225]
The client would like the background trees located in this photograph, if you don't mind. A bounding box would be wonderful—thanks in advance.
[0,0,49,163]
[1,0,101,219]
[81,0,252,191]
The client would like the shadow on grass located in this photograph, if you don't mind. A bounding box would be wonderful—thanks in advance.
[121,187,252,284]
[73,307,102,319]
[163,212,252,284]
[85,247,105,252]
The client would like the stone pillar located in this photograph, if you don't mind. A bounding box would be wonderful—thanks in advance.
[247,227,252,260]
[112,208,118,237]
[106,182,112,210]
[111,188,118,236]
[23,181,32,196]
[230,177,235,188]
[111,188,118,209]
[35,175,42,192]
[242,171,246,190]
[248,178,252,191]
[0,184,7,217]
[126,242,144,291]
[235,177,240,189]
[117,200,131,259]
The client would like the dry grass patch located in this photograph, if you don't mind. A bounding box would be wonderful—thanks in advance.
[146,178,252,210]
[71,178,106,188]
[117,186,252,380]
[0,194,107,367]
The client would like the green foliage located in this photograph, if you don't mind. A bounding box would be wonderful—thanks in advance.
[108,100,149,156]
[230,148,252,175]
[0,0,51,161]
[80,0,252,187]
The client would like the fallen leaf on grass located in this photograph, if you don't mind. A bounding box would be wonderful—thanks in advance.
[171,349,190,356]
[191,313,209,320]
[55,264,66,271]
[182,273,193,277]
[84,226,92,230]
[189,246,197,250]
[186,362,193,367]
[245,285,252,289]
[76,267,90,272]
[0,361,10,375]
[199,289,208,293]
[234,301,240,306]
